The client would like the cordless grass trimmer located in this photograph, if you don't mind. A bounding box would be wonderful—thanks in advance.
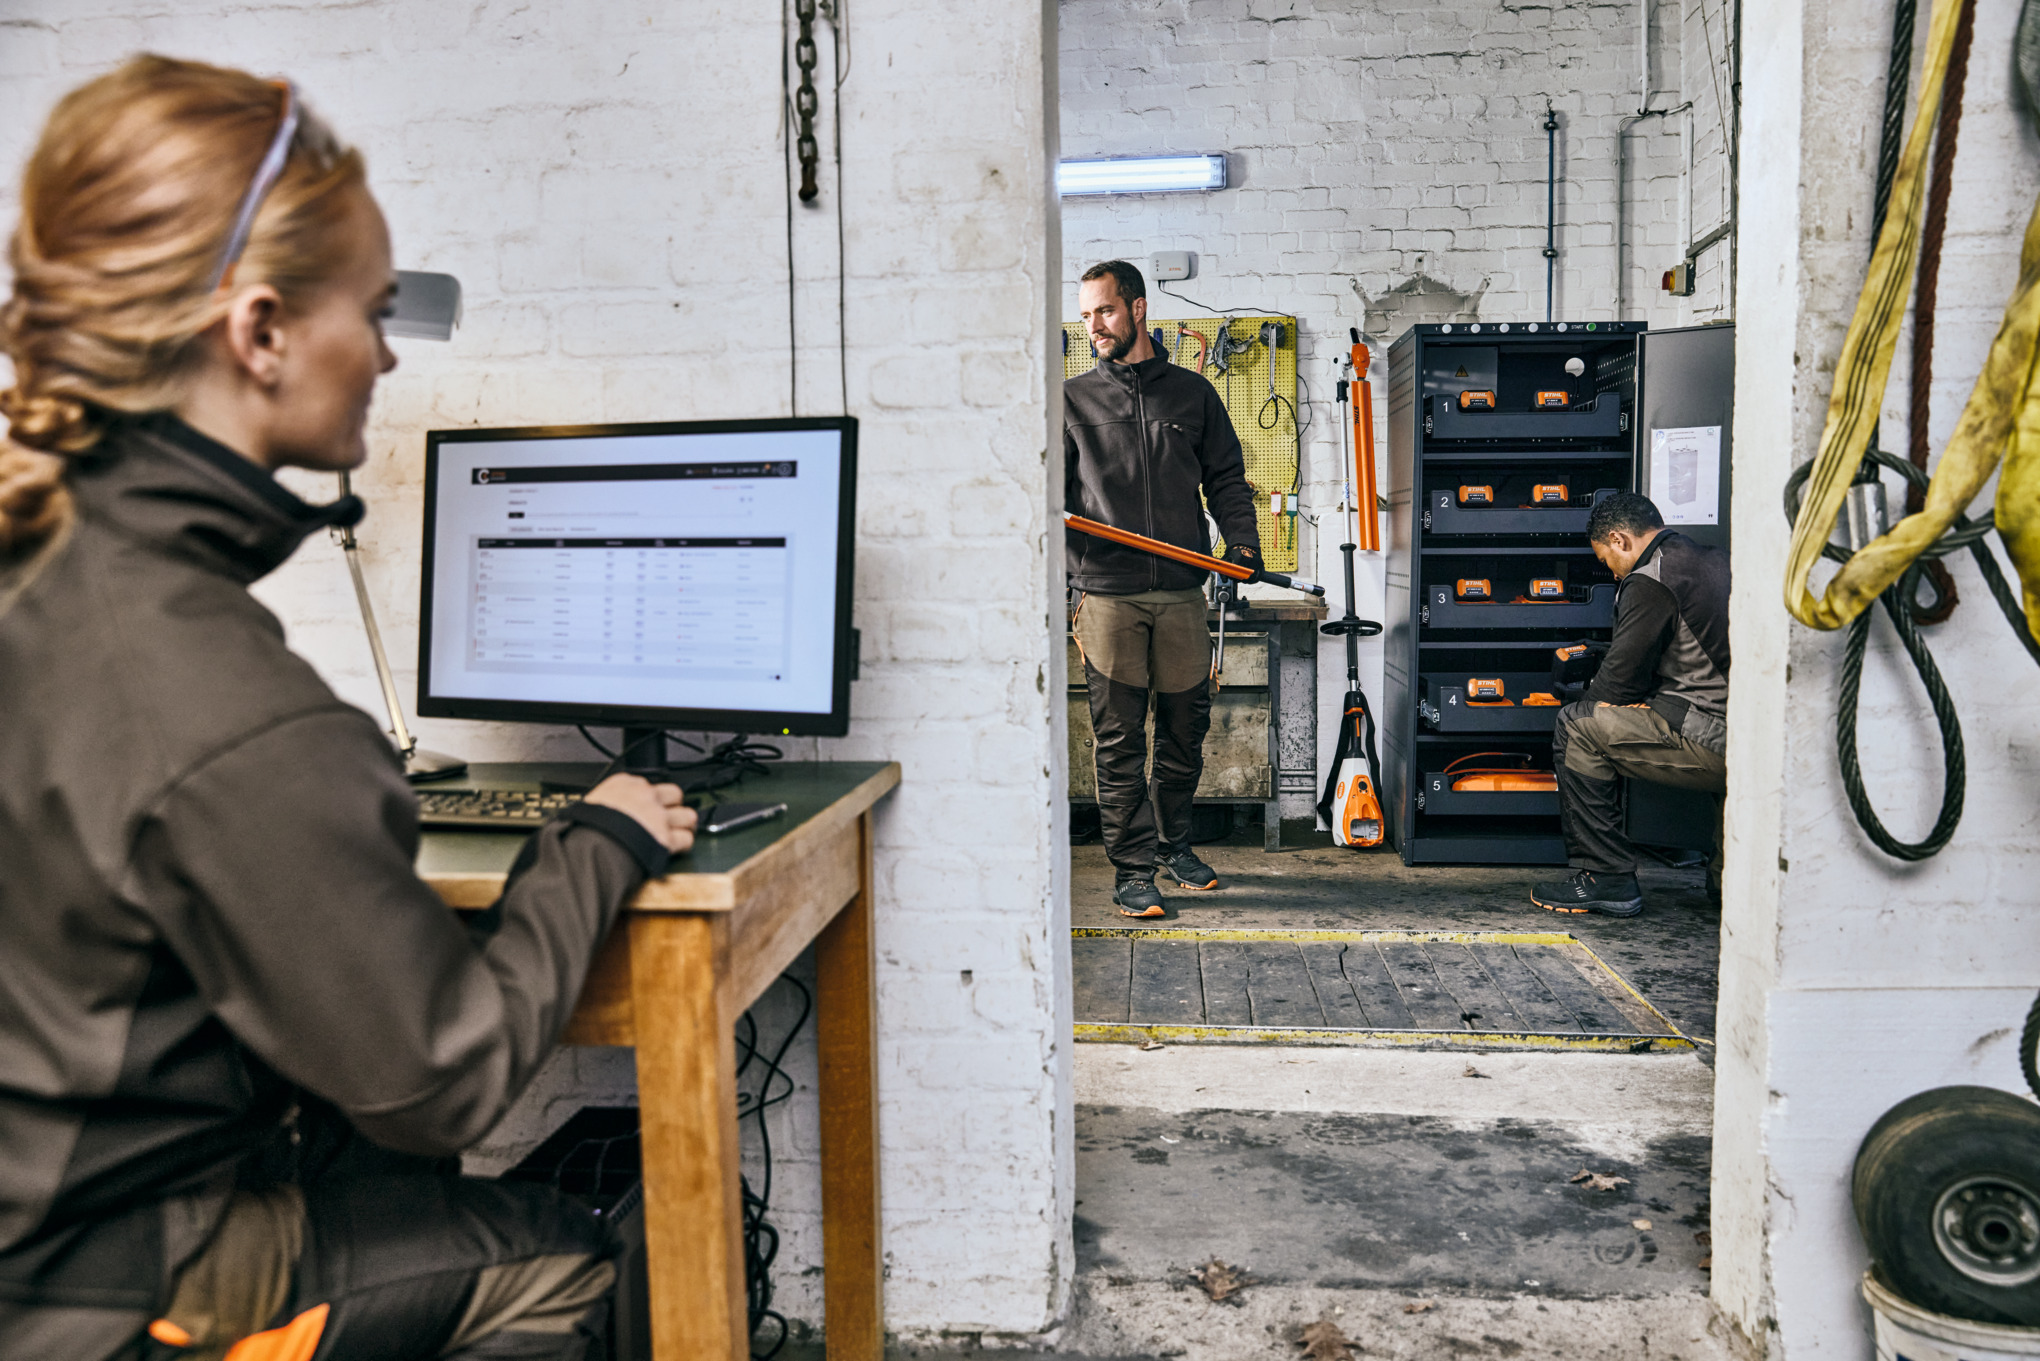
[1316,333,1386,848]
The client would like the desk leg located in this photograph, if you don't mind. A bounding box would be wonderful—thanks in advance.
[816,810,882,1360]
[629,912,748,1361]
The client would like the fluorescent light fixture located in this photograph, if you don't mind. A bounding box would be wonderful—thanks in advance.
[1058,155,1227,196]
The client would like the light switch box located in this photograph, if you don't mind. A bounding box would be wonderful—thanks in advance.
[1150,250,1195,281]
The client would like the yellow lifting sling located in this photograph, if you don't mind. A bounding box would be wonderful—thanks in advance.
[1785,0,2040,642]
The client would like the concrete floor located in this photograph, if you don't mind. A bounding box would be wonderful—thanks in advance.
[783,838,1728,1359]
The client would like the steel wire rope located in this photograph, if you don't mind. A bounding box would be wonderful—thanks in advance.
[1904,0,1979,623]
[1775,0,2038,860]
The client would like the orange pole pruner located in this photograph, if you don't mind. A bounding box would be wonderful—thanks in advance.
[1062,513,1325,597]
[1349,330,1381,552]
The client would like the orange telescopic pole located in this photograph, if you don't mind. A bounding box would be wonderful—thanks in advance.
[1350,338,1380,552]
[1061,513,1325,596]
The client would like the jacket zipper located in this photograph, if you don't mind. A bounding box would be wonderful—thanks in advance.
[1135,367,1156,589]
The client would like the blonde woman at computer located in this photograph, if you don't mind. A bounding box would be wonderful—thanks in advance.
[0,56,692,1361]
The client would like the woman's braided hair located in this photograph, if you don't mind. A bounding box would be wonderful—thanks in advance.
[0,54,366,558]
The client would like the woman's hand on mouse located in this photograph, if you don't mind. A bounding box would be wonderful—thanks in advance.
[585,774,697,855]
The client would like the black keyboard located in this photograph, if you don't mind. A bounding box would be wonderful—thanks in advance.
[417,788,579,830]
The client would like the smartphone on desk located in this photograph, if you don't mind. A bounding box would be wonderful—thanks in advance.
[702,801,788,835]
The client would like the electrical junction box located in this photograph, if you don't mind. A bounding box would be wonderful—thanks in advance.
[1150,250,1195,281]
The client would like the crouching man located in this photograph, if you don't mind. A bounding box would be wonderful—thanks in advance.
[1533,493,1730,918]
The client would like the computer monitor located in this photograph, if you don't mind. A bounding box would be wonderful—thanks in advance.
[417,417,858,754]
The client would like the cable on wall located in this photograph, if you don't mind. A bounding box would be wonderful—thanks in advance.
[827,0,850,415]
[783,0,853,418]
[738,974,811,1360]
[781,0,798,415]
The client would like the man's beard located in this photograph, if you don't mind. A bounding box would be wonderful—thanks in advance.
[1093,325,1136,361]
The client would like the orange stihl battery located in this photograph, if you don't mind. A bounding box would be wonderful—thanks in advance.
[1466,677,1505,700]
[1458,390,1497,411]
[1524,692,1562,706]
[1530,484,1569,504]
[1457,485,1494,506]
[1556,644,1588,662]
[1535,390,1570,408]
[1454,579,1492,601]
[1528,578,1566,599]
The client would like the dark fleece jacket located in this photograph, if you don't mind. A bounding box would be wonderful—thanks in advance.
[0,417,664,1340]
[1063,351,1262,593]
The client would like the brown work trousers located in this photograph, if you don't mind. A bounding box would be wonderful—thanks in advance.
[125,1103,615,1361]
[1552,700,1727,879]
[1073,589,1213,881]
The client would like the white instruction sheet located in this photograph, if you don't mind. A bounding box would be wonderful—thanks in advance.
[1649,425,1721,525]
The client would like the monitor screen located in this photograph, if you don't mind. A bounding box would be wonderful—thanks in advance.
[417,417,857,737]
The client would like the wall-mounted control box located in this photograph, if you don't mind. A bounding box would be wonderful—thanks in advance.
[1149,250,1195,281]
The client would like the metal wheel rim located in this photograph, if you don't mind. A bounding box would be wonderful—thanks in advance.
[1933,1175,2040,1287]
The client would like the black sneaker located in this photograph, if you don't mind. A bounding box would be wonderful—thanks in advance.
[1531,869,1644,917]
[1154,846,1219,891]
[1114,877,1167,919]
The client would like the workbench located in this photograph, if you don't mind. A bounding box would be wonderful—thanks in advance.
[1066,595,1324,848]
[419,761,902,1361]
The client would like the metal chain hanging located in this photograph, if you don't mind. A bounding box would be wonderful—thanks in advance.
[793,0,821,202]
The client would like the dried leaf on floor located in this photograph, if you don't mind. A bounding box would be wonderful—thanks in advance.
[1632,1219,1653,1231]
[1569,1168,1631,1192]
[1694,1230,1712,1247]
[1403,1300,1436,1314]
[1139,1039,1166,1051]
[1698,1255,1713,1270]
[1190,1258,1251,1303]
[1462,1064,1490,1079]
[1297,1315,1357,1360]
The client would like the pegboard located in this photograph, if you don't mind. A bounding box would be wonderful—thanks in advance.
[1061,315,1302,572]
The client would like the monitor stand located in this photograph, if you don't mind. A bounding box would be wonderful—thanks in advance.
[614,729,773,795]
[619,728,679,777]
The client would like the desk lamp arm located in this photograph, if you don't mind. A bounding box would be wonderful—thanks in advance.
[335,471,466,782]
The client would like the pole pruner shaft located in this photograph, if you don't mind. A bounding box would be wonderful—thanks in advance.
[1061,512,1326,597]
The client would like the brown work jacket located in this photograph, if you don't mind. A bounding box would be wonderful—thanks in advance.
[0,416,663,1336]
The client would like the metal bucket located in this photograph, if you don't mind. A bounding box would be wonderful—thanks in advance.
[1864,1271,2040,1361]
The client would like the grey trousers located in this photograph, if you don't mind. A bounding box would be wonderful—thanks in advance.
[1552,700,1727,877]
[1073,590,1213,880]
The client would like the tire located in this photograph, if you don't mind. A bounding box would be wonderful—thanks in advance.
[1853,1085,2040,1326]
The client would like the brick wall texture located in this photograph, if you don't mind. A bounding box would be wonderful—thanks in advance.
[1058,0,1736,802]
[0,0,1067,1340]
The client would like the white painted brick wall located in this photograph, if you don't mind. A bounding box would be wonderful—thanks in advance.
[1716,0,2040,1354]
[0,0,1067,1340]
[1058,0,1735,816]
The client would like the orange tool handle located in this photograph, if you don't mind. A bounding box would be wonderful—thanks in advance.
[1351,340,1380,552]
[1061,512,1325,596]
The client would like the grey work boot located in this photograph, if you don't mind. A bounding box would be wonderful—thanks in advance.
[1531,869,1644,918]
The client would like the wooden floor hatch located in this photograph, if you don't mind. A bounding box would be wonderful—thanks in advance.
[1072,928,1691,1051]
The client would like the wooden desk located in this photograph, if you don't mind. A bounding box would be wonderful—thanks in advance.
[419,760,901,1361]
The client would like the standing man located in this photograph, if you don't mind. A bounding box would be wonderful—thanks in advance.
[1533,492,1731,918]
[1065,260,1264,919]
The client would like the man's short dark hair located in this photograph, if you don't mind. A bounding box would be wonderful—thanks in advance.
[1586,491,1665,542]
[1080,260,1145,305]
